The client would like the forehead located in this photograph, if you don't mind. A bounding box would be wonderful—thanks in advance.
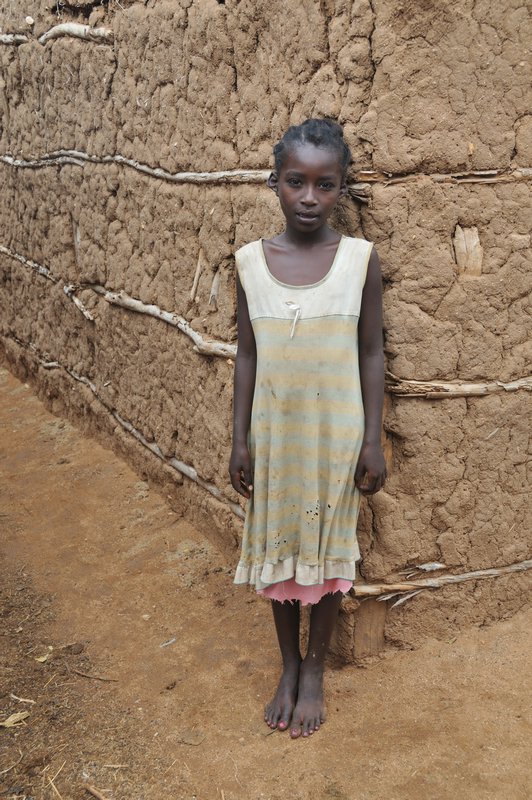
[280,142,343,177]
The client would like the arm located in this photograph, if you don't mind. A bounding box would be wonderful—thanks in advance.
[229,274,257,498]
[355,247,387,495]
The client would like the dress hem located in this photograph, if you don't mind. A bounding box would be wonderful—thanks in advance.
[234,554,359,591]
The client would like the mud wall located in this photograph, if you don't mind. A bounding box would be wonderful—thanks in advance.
[1,0,530,657]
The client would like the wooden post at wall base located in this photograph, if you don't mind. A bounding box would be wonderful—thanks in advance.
[353,598,388,659]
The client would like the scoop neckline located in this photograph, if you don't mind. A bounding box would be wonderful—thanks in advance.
[258,235,345,290]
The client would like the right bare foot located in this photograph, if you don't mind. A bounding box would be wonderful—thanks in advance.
[264,660,300,731]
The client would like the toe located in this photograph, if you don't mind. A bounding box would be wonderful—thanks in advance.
[278,705,292,731]
[265,707,278,728]
[290,718,302,739]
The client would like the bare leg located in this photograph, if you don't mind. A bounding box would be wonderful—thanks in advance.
[264,599,301,731]
[290,591,343,739]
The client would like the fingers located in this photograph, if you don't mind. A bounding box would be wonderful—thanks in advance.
[354,460,364,486]
[356,468,387,495]
[230,467,253,499]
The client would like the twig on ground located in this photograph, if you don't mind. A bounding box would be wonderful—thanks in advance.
[10,693,36,704]
[82,784,111,800]
[46,760,66,800]
[70,668,118,683]
[0,711,30,727]
[0,748,23,776]
[42,673,57,689]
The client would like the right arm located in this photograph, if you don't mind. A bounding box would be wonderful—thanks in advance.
[229,275,256,498]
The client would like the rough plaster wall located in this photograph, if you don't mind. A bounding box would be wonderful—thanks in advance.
[0,0,530,655]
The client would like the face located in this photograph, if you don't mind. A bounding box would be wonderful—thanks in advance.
[269,143,346,234]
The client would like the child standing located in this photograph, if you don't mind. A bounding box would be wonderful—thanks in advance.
[229,119,386,739]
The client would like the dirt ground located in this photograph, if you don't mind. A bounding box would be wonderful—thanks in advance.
[0,365,531,800]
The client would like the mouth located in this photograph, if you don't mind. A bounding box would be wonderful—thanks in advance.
[296,212,320,222]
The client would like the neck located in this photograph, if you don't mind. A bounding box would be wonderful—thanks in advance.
[282,224,337,248]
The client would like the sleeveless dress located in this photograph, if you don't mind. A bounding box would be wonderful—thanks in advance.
[233,235,373,603]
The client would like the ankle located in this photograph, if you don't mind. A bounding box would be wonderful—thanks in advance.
[282,655,302,671]
[301,654,325,676]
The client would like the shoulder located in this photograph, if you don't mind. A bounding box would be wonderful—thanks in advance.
[235,239,262,261]
[340,236,374,266]
[234,240,263,288]
[341,235,373,250]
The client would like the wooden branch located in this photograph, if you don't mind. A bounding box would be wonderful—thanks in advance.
[386,371,532,398]
[353,167,532,186]
[190,249,206,301]
[113,410,245,519]
[208,269,221,310]
[0,245,95,322]
[0,151,270,184]
[63,285,94,321]
[168,456,245,519]
[38,23,113,45]
[1,150,531,193]
[90,284,237,359]
[0,245,57,282]
[353,559,532,599]
[1,245,237,356]
[0,34,29,44]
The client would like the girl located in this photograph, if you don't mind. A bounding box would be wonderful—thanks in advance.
[229,119,386,739]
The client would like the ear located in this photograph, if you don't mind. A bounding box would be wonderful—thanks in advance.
[267,171,279,193]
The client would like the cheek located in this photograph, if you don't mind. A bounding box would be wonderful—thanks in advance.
[323,194,340,211]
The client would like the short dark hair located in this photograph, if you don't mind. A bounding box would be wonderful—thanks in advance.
[273,118,351,175]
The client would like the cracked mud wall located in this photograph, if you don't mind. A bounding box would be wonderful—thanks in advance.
[1,0,531,656]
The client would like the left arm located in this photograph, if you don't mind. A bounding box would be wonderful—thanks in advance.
[355,247,387,495]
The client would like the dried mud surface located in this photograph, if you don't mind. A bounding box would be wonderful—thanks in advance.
[1,368,532,800]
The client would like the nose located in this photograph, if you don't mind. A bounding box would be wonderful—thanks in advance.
[301,185,318,205]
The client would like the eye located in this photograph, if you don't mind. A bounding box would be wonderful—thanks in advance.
[286,177,301,186]
[319,182,335,191]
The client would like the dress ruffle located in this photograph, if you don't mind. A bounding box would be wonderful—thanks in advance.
[234,555,357,591]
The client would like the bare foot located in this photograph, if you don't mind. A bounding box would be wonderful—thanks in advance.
[289,660,326,738]
[264,660,300,731]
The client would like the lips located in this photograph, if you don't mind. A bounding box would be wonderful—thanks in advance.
[296,212,319,221]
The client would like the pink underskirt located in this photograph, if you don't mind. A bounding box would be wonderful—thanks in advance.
[257,577,353,605]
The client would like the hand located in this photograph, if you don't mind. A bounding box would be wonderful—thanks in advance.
[229,442,253,499]
[355,441,387,495]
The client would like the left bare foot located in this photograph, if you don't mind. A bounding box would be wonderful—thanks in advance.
[289,660,326,738]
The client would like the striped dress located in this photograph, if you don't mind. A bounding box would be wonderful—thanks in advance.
[234,235,372,599]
